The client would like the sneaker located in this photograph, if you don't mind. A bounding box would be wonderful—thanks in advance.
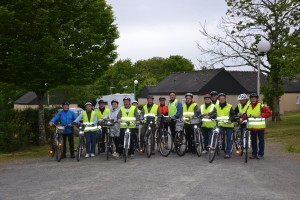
[224,155,231,159]
[129,154,135,159]
[91,153,95,157]
[202,150,208,154]
[112,152,118,157]
[85,154,90,158]
[249,155,259,159]
[258,155,264,159]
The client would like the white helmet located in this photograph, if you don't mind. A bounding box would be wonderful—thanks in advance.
[237,93,248,100]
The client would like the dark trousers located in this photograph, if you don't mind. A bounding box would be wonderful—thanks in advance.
[101,127,107,152]
[169,120,176,141]
[184,124,194,152]
[62,134,74,156]
[85,131,97,154]
[117,128,135,155]
[251,130,265,156]
[202,127,212,151]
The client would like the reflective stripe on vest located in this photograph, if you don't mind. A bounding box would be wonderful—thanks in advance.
[238,101,250,114]
[120,106,136,128]
[215,104,234,128]
[83,111,97,132]
[246,103,266,129]
[183,102,197,124]
[168,99,178,117]
[143,104,158,123]
[200,104,215,128]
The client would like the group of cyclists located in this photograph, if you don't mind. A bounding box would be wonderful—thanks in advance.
[49,90,271,161]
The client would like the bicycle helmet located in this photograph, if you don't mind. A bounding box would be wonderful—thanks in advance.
[237,93,248,100]
[159,96,166,100]
[185,93,193,98]
[218,93,226,97]
[123,97,131,101]
[131,100,138,104]
[210,91,218,96]
[98,99,105,104]
[85,102,93,106]
[61,101,70,106]
[204,94,211,99]
[147,95,154,99]
[249,93,259,98]
[111,99,119,104]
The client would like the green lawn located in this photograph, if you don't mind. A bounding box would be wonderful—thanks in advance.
[266,112,300,153]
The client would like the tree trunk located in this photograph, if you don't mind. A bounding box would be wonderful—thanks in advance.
[272,95,281,121]
[36,92,46,145]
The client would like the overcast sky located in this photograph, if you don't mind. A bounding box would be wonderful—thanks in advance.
[106,0,228,69]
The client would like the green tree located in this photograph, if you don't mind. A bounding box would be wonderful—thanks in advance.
[0,0,119,144]
[197,0,300,121]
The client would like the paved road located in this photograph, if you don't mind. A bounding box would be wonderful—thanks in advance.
[0,143,299,200]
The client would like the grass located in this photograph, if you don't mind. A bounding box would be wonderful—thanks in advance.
[266,112,300,153]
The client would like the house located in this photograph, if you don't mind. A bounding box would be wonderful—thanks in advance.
[14,91,77,110]
[137,68,300,113]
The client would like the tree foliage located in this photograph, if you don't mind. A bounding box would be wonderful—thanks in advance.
[197,0,300,121]
[0,0,119,143]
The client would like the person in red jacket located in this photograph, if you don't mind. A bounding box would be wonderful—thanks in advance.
[158,96,168,131]
[245,93,271,159]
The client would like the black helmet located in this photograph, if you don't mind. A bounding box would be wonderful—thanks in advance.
[159,96,166,100]
[98,99,105,104]
[123,97,131,101]
[147,95,154,99]
[185,93,193,98]
[250,93,259,98]
[62,101,70,106]
[218,93,226,97]
[210,91,218,96]
[204,94,211,99]
[111,99,119,104]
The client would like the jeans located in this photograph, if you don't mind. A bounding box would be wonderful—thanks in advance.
[62,134,74,156]
[201,127,212,151]
[85,131,97,154]
[251,130,265,156]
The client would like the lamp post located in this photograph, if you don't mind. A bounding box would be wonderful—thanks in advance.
[109,87,115,94]
[133,80,138,100]
[257,38,271,97]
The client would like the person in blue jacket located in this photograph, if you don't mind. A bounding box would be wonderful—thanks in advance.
[49,101,77,159]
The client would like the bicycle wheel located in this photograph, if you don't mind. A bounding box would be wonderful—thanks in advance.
[194,129,202,157]
[106,136,111,160]
[55,134,63,162]
[208,132,218,163]
[50,133,55,157]
[245,131,249,163]
[234,128,242,152]
[77,136,83,162]
[175,131,187,157]
[97,131,101,155]
[159,131,173,157]
[145,130,152,158]
[124,134,129,162]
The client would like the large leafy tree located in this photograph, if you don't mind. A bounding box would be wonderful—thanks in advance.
[0,0,119,143]
[197,0,300,121]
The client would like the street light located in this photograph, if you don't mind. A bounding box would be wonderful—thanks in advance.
[257,38,271,97]
[133,80,138,100]
[109,87,115,94]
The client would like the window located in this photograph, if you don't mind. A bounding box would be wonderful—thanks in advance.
[296,96,300,105]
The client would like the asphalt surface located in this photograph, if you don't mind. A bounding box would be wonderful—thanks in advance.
[0,143,299,200]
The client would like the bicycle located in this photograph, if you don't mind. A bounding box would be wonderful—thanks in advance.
[51,124,65,162]
[100,119,115,160]
[174,119,187,156]
[208,119,229,163]
[239,117,252,163]
[187,116,204,157]
[97,123,103,155]
[155,115,173,157]
[233,116,243,154]
[120,121,135,162]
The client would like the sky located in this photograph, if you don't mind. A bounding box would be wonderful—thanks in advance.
[106,0,228,69]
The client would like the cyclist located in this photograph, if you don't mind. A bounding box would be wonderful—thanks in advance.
[95,99,110,153]
[74,102,98,158]
[210,91,219,105]
[213,93,235,158]
[102,99,120,157]
[246,93,271,159]
[117,97,140,159]
[199,94,216,153]
[140,95,160,155]
[158,96,168,131]
[49,101,77,159]
[168,91,183,143]
[182,93,199,153]
[234,93,250,116]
